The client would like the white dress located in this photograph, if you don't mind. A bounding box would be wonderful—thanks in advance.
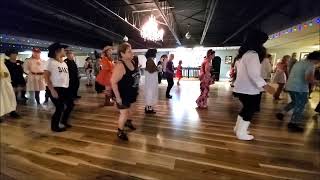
[24,58,46,91]
[260,58,272,80]
[0,60,17,116]
[144,71,158,106]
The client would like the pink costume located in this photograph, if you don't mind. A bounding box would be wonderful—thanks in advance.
[196,58,213,108]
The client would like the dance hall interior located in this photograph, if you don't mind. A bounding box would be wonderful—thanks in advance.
[0,0,320,179]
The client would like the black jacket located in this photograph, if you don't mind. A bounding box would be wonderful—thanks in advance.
[5,59,26,86]
[64,59,79,81]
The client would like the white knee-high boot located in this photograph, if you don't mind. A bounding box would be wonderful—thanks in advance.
[233,115,242,134]
[236,120,254,141]
[234,115,250,134]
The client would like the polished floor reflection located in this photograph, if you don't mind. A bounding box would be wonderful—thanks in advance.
[1,80,319,180]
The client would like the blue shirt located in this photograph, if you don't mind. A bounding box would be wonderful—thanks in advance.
[286,60,315,92]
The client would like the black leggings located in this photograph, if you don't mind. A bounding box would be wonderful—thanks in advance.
[166,77,174,96]
[45,87,50,101]
[35,91,40,103]
[255,92,262,112]
[158,72,162,84]
[237,93,261,122]
[69,78,80,98]
[49,87,74,130]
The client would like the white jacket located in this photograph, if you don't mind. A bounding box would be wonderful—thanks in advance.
[233,51,267,95]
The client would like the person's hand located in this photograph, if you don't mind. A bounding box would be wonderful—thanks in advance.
[263,84,275,95]
[51,89,59,99]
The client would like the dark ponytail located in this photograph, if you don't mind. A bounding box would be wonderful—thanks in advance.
[236,29,268,62]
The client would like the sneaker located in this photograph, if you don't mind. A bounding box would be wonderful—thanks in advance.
[21,96,28,100]
[287,123,304,132]
[51,127,66,132]
[146,109,156,114]
[145,107,156,114]
[197,106,208,109]
[125,120,136,130]
[166,95,172,99]
[276,113,284,120]
[62,123,72,128]
[10,111,21,119]
[117,129,128,141]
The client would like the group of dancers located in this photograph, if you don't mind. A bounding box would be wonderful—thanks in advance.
[1,29,320,141]
[231,30,320,139]
[0,43,81,131]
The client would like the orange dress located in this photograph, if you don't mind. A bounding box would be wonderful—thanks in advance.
[96,57,113,87]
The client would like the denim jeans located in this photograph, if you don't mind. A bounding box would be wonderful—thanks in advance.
[284,91,308,124]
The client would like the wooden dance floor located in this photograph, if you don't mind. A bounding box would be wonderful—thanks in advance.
[1,80,319,180]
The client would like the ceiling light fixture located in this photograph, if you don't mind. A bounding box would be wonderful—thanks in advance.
[140,15,164,42]
[123,35,128,42]
[185,24,191,39]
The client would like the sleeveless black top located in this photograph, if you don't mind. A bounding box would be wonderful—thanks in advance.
[118,60,140,103]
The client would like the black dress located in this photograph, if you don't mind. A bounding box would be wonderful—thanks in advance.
[117,60,140,108]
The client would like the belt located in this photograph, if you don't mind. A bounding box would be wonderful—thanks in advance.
[31,72,44,75]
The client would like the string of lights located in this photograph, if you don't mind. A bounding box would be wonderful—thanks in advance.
[0,34,95,52]
[269,16,320,40]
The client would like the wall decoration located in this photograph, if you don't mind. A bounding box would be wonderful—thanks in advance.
[268,16,320,40]
[225,56,232,64]
[300,52,310,60]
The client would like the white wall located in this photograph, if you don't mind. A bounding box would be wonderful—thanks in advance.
[75,55,89,68]
[269,46,319,63]
[215,50,238,79]
[168,49,238,79]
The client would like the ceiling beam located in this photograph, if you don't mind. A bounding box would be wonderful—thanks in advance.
[222,0,291,45]
[1,10,107,46]
[21,0,147,48]
[124,0,137,11]
[111,1,154,8]
[90,0,141,31]
[153,0,181,45]
[22,0,123,40]
[181,9,205,23]
[132,7,174,13]
[91,0,162,47]
[200,0,219,45]
[176,13,205,24]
